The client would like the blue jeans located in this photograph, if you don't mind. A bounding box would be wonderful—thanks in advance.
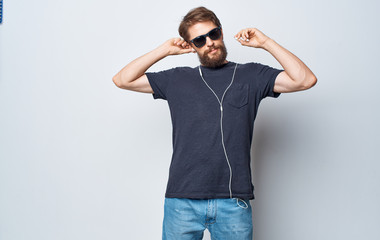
[162,197,253,240]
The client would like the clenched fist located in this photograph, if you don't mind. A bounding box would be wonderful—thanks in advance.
[234,28,271,49]
[159,37,196,56]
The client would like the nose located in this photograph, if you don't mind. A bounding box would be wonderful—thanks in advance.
[205,36,214,47]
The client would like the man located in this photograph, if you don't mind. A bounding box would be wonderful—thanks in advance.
[113,6,317,240]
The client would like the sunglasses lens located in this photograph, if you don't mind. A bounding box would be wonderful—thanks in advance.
[191,27,221,48]
[209,28,221,40]
[193,36,206,48]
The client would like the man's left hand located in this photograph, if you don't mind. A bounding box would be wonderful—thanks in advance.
[234,28,270,49]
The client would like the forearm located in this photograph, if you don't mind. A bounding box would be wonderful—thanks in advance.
[263,38,316,83]
[113,45,169,87]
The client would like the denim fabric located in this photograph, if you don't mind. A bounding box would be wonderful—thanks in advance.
[162,197,253,240]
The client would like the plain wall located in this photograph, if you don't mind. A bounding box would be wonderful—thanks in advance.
[1,0,379,239]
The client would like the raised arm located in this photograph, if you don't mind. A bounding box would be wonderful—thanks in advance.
[112,38,195,93]
[235,28,317,93]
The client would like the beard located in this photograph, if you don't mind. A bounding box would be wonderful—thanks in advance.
[197,41,228,68]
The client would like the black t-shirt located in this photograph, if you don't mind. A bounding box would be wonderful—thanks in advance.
[146,61,283,200]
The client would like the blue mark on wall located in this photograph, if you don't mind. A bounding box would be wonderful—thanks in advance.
[0,0,3,24]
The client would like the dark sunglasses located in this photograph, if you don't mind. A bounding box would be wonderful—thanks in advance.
[190,27,222,48]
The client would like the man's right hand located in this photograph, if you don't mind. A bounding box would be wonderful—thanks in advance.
[159,38,196,56]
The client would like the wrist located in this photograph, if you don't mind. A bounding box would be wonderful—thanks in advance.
[262,38,275,51]
[154,44,171,58]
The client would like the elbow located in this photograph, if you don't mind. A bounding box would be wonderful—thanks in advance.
[301,76,317,90]
[112,74,127,89]
[112,75,121,88]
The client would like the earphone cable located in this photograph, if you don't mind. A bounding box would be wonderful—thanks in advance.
[198,63,238,199]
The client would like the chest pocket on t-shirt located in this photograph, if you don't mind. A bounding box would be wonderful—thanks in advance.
[226,83,249,108]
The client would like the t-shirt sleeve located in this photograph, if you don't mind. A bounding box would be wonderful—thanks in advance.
[253,62,284,99]
[145,68,176,100]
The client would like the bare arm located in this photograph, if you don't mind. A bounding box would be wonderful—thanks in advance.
[235,28,317,93]
[112,38,195,93]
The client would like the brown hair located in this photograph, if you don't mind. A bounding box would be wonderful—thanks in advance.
[178,6,222,42]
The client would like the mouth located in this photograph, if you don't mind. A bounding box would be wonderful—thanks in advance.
[208,48,219,54]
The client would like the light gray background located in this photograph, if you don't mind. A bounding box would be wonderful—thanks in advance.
[1,0,379,239]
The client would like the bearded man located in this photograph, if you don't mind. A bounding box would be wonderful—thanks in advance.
[113,6,317,240]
